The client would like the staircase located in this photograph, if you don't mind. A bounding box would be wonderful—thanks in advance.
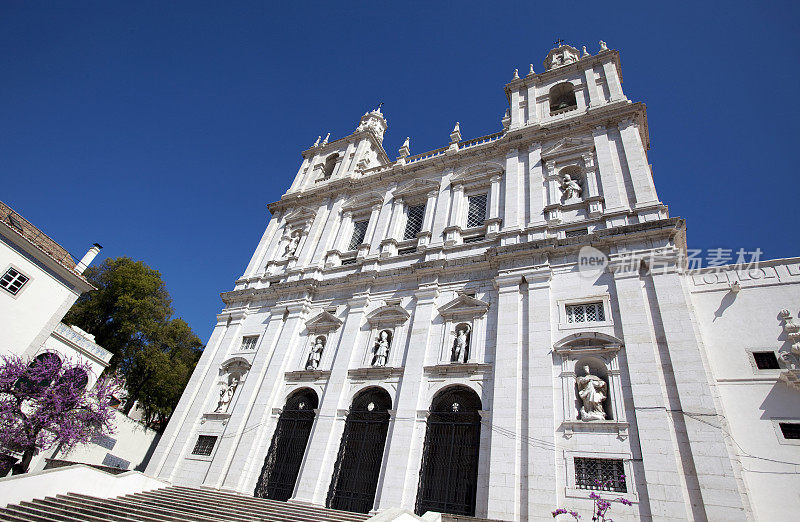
[0,485,372,522]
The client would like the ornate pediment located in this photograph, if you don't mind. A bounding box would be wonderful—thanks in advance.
[393,178,439,199]
[342,192,384,212]
[305,310,343,334]
[451,161,504,185]
[438,294,490,320]
[366,301,410,326]
[284,206,317,226]
[541,137,595,160]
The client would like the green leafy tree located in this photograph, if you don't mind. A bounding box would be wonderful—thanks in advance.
[64,257,203,429]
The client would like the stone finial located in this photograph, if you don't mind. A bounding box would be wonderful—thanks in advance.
[599,40,608,51]
[450,122,462,144]
[528,64,535,76]
[312,136,321,147]
[512,68,520,80]
[501,109,511,130]
[582,46,589,57]
[321,133,330,146]
[398,137,410,159]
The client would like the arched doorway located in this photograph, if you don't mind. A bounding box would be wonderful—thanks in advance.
[327,387,392,513]
[415,386,482,517]
[254,388,319,501]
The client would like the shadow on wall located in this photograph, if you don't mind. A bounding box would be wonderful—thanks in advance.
[713,290,738,321]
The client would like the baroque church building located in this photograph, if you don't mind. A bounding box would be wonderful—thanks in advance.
[146,43,800,521]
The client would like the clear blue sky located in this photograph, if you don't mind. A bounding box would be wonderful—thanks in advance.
[2,1,798,341]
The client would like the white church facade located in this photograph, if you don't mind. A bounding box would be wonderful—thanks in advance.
[146,43,800,521]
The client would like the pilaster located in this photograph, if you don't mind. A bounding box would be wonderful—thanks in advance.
[444,184,464,246]
[602,61,625,101]
[502,148,521,231]
[583,66,602,107]
[618,118,658,207]
[592,125,627,213]
[417,190,438,249]
[527,143,545,227]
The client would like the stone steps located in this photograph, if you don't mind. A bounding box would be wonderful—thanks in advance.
[0,486,372,522]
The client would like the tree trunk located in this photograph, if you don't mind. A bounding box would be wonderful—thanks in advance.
[12,448,34,475]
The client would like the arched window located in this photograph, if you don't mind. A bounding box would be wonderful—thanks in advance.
[416,386,482,517]
[254,388,319,501]
[322,154,339,179]
[549,82,577,114]
[327,387,392,513]
[17,353,63,393]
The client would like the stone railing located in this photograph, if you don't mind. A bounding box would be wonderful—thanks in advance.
[458,130,504,151]
[53,322,113,364]
[405,145,449,165]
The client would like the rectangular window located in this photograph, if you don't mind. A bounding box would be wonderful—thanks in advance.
[240,336,258,351]
[403,204,426,240]
[753,351,780,370]
[574,457,626,493]
[91,434,117,451]
[466,194,487,228]
[191,435,218,456]
[1,267,29,295]
[566,302,605,323]
[348,220,369,250]
[565,228,589,238]
[779,423,800,440]
[102,453,130,470]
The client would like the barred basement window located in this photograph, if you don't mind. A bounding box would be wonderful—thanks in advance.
[349,220,369,250]
[91,433,117,450]
[565,228,588,238]
[753,351,780,370]
[102,453,131,470]
[466,194,487,228]
[398,247,416,255]
[192,435,218,456]
[463,235,485,244]
[779,423,800,439]
[1,267,29,295]
[240,336,259,351]
[566,302,605,323]
[574,457,626,492]
[341,257,357,266]
[404,204,426,240]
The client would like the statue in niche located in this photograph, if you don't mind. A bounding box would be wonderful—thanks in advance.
[306,336,326,370]
[451,324,471,363]
[214,375,240,413]
[576,365,607,421]
[372,330,392,367]
[560,174,582,201]
[284,232,301,257]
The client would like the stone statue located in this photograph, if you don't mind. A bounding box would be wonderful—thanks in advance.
[451,324,471,363]
[284,233,300,257]
[560,174,582,200]
[373,330,391,367]
[306,336,325,370]
[576,365,607,421]
[214,375,240,413]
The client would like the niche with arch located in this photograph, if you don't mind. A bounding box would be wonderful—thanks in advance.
[554,332,629,439]
[322,153,340,179]
[209,358,251,416]
[549,82,578,115]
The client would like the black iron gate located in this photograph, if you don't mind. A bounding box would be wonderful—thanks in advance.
[415,388,482,517]
[254,389,318,501]
[327,388,392,514]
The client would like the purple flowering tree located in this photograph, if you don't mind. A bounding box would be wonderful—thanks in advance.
[0,354,117,475]
[552,476,633,521]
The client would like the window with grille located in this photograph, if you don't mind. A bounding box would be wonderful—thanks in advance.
[565,228,588,238]
[466,194,487,228]
[779,423,800,439]
[403,204,426,240]
[574,457,626,492]
[91,434,117,450]
[1,267,29,295]
[566,302,605,323]
[348,220,369,250]
[753,351,780,370]
[240,336,259,351]
[192,435,218,456]
[102,453,131,469]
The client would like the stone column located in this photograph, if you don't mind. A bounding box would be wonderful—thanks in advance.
[486,273,523,521]
[509,89,522,130]
[618,118,658,207]
[292,293,371,505]
[369,190,395,256]
[311,196,345,266]
[648,265,748,521]
[591,125,626,213]
[583,66,602,107]
[486,175,502,238]
[523,269,556,519]
[543,160,562,224]
[333,142,355,178]
[380,196,404,258]
[527,143,545,227]
[502,148,520,233]
[609,258,692,520]
[429,170,453,247]
[297,200,329,267]
[444,183,464,246]
[417,190,437,248]
[374,284,439,511]
[581,152,603,217]
[213,304,306,489]
[525,84,538,124]
[602,61,625,101]
[362,203,383,257]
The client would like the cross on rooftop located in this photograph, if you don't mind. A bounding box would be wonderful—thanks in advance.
[554,38,564,47]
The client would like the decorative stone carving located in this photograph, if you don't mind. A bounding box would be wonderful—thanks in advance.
[512,68,519,80]
[451,323,471,363]
[599,40,608,51]
[306,335,326,370]
[284,231,301,257]
[544,45,580,71]
[560,174,583,201]
[528,64,535,76]
[214,375,240,413]
[577,365,607,421]
[372,329,392,367]
[355,107,388,144]
[305,309,343,334]
[779,309,800,391]
[397,137,410,162]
